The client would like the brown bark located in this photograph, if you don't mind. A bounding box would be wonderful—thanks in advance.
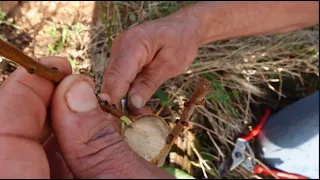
[166,78,212,144]
[0,39,133,141]
[152,78,212,165]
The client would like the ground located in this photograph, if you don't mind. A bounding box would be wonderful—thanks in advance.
[0,1,319,179]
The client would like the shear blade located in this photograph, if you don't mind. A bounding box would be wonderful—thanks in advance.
[229,138,250,170]
[230,151,246,170]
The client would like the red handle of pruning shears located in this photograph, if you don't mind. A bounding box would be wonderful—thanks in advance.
[236,109,308,179]
[253,165,308,179]
[241,109,270,141]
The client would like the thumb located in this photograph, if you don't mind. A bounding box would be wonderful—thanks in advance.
[50,75,172,178]
[50,74,121,178]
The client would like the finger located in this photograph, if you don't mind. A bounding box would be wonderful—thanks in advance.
[127,52,178,110]
[128,105,153,117]
[51,74,123,178]
[43,134,73,179]
[51,74,172,178]
[0,56,72,178]
[102,28,159,105]
[0,56,71,139]
[0,135,49,178]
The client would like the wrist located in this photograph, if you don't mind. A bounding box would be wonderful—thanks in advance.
[165,4,206,48]
[169,1,319,46]
[167,2,226,46]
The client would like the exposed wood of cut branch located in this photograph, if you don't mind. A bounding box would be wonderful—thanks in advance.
[97,95,132,125]
[0,39,132,126]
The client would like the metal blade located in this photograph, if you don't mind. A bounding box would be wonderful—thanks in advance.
[230,139,247,170]
[121,96,128,114]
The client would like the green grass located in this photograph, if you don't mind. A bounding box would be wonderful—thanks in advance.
[67,57,79,68]
[154,88,170,106]
[45,23,85,55]
[200,72,240,118]
[162,166,195,179]
[0,9,19,29]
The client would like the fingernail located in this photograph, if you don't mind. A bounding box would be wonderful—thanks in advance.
[130,93,144,109]
[66,81,98,112]
[98,93,111,102]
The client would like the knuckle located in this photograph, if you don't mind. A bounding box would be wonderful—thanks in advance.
[113,27,145,51]
[103,66,122,86]
[113,27,150,64]
[139,75,159,94]
[158,26,176,38]
[122,27,146,42]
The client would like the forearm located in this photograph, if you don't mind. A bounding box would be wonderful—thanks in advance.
[173,1,319,45]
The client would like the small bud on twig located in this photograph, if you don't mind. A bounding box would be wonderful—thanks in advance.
[0,39,133,125]
[166,78,212,145]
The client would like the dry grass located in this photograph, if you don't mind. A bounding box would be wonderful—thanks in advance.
[0,1,319,179]
[87,2,319,178]
[164,28,319,179]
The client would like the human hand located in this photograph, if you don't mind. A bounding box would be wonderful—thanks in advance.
[102,9,202,111]
[102,1,320,113]
[0,57,72,178]
[0,57,173,178]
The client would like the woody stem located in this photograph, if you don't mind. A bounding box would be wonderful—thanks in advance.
[0,39,132,125]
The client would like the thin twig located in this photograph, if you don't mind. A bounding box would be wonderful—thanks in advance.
[0,39,133,126]
[113,1,123,32]
[166,78,212,145]
[0,39,63,84]
[190,161,217,177]
[137,1,145,24]
[97,2,109,36]
[151,79,212,165]
[155,105,165,116]
[244,76,251,125]
[278,72,283,101]
[190,142,208,179]
[156,81,189,116]
[206,131,225,159]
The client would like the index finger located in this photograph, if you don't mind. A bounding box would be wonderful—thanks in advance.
[0,56,72,140]
[0,56,72,178]
[102,28,153,105]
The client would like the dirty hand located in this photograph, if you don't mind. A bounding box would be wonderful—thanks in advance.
[102,1,319,112]
[0,57,172,178]
[102,9,201,111]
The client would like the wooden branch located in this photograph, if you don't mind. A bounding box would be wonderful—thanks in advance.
[0,39,132,126]
[0,39,64,84]
[96,95,132,125]
[151,78,212,165]
[166,78,212,145]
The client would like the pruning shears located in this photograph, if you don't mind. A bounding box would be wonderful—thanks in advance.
[219,109,308,179]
